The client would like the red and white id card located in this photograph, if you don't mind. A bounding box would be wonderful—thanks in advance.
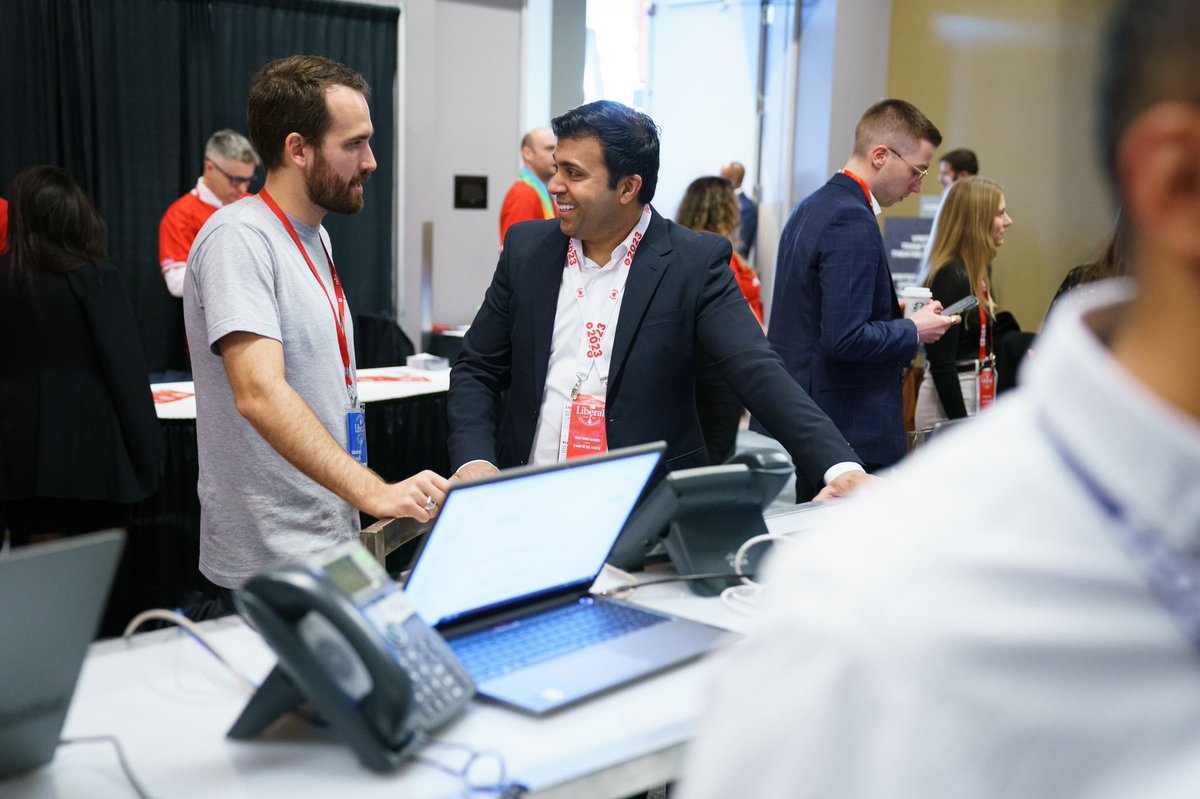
[558,393,608,460]
[978,366,996,412]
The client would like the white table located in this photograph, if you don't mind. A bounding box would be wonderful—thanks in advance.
[0,570,758,799]
[152,366,450,420]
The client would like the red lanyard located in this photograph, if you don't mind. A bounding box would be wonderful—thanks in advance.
[840,169,875,207]
[978,283,991,361]
[259,189,355,403]
[979,305,989,361]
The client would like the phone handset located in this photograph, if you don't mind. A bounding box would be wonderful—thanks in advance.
[229,541,474,773]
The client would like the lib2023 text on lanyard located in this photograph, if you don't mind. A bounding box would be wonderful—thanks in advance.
[260,189,367,466]
[558,206,652,461]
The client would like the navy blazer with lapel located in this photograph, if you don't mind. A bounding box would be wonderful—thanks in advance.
[761,173,918,467]
[448,208,859,483]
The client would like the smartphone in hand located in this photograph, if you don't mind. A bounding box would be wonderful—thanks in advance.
[940,294,980,316]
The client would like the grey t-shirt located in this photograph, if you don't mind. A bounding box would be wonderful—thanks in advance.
[183,196,359,588]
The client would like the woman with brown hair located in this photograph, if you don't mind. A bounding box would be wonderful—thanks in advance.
[676,176,764,464]
[914,176,1012,431]
[676,176,763,324]
[0,166,162,546]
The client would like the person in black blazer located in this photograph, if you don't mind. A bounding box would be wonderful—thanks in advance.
[759,100,957,489]
[449,101,869,500]
[0,166,162,546]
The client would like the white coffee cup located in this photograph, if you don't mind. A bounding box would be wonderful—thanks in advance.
[901,286,932,318]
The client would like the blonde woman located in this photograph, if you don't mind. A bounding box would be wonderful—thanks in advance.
[914,176,1012,430]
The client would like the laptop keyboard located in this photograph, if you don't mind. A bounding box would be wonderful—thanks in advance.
[448,599,666,683]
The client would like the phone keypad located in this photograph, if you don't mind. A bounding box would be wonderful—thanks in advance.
[365,592,475,731]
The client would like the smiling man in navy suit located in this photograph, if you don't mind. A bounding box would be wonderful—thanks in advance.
[449,100,872,500]
[759,99,957,496]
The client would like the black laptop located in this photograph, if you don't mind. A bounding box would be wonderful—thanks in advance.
[402,443,733,714]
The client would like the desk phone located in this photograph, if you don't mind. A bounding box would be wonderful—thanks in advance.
[228,541,474,773]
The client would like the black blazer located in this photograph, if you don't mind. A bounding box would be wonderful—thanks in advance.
[924,257,991,419]
[448,209,859,484]
[0,259,162,503]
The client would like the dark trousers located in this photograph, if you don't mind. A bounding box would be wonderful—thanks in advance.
[190,573,239,621]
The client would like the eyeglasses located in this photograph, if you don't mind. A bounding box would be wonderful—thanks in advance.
[209,160,255,188]
[886,146,928,182]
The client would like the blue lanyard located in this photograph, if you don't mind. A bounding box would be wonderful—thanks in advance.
[1039,412,1200,648]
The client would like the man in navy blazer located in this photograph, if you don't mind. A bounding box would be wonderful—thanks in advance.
[449,101,870,500]
[760,99,958,491]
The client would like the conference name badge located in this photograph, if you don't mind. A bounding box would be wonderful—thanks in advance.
[346,405,368,465]
[558,394,608,461]
[978,366,996,413]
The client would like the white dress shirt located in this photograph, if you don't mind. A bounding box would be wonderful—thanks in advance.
[529,207,652,465]
[681,280,1200,799]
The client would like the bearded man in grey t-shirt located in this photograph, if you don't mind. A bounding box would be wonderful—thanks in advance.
[183,55,449,591]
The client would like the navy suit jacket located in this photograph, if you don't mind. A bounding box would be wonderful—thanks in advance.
[448,209,859,483]
[736,191,757,259]
[760,173,917,467]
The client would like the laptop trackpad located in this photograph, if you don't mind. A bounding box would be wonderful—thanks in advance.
[478,646,653,715]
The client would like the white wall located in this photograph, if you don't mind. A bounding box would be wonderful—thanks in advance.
[758,0,893,318]
[644,2,761,224]
[390,0,896,338]
[398,0,525,341]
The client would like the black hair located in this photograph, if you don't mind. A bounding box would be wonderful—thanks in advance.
[1099,0,1200,187]
[552,100,660,204]
[5,165,106,286]
[940,148,979,176]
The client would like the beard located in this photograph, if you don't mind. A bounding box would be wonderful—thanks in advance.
[306,149,369,215]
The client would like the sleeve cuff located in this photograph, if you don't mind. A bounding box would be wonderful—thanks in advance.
[823,461,865,485]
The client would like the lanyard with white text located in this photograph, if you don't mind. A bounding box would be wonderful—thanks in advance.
[259,189,357,405]
[563,205,650,398]
[977,285,995,410]
[979,305,990,361]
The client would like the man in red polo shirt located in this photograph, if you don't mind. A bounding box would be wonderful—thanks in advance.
[158,130,259,297]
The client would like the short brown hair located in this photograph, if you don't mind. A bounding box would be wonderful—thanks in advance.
[248,55,369,171]
[853,99,942,157]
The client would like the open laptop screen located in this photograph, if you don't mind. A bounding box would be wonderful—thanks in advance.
[405,445,663,627]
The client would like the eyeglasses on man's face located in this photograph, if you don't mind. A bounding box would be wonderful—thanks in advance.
[209,160,255,188]
[886,146,928,182]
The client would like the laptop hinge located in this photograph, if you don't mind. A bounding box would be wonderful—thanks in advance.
[439,588,586,638]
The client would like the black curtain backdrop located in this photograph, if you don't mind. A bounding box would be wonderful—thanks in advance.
[0,0,399,374]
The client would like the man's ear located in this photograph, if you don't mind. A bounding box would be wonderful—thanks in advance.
[869,144,889,170]
[618,174,644,205]
[283,132,309,169]
[1120,103,1200,261]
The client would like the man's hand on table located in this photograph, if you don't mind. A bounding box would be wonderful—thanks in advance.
[452,461,501,483]
[814,470,878,501]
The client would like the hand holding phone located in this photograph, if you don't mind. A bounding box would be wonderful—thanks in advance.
[940,294,980,317]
